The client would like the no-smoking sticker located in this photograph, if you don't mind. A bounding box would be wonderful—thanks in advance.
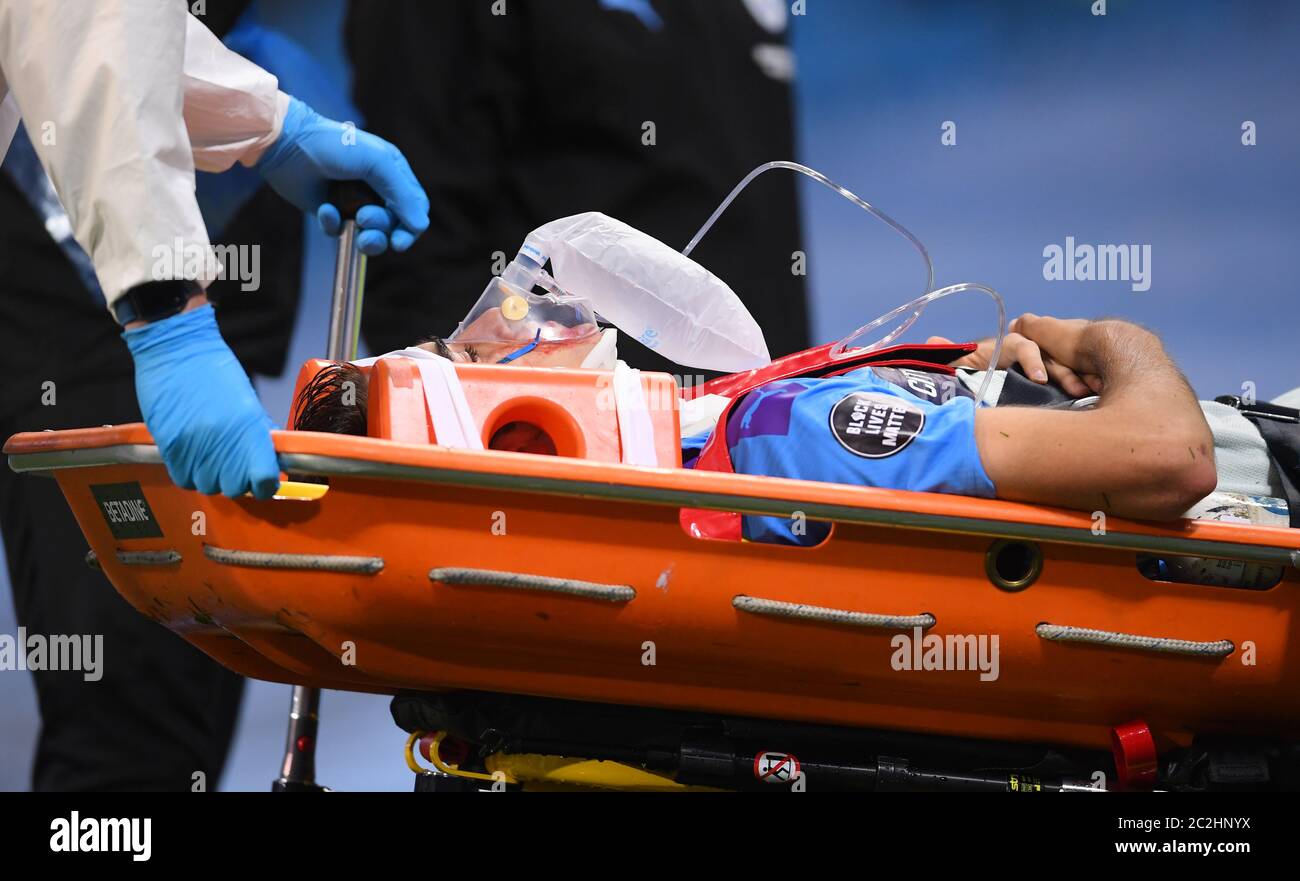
[754,751,801,783]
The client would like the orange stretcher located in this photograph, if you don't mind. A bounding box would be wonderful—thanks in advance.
[6,350,1300,790]
[8,188,1299,791]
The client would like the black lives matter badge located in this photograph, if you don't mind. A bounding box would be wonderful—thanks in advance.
[90,482,164,540]
[829,392,925,458]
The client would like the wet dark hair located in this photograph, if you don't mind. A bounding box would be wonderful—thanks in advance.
[292,337,458,436]
[293,342,569,460]
[293,362,370,436]
[290,331,502,442]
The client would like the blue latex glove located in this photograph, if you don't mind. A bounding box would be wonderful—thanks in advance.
[255,97,429,255]
[124,305,280,499]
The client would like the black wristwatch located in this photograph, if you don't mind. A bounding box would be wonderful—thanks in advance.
[111,280,204,327]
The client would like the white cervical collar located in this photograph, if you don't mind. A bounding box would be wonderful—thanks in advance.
[580,328,619,371]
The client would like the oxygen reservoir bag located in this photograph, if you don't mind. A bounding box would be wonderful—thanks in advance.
[518,212,771,373]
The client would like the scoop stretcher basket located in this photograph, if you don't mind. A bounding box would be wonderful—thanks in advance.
[6,365,1299,759]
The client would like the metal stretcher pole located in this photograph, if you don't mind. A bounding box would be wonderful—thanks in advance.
[273,181,376,793]
[325,200,368,364]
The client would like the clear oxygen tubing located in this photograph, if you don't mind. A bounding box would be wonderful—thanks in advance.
[831,282,1006,406]
[684,161,1005,405]
[683,160,934,302]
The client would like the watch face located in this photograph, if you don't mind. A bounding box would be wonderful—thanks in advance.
[116,282,195,325]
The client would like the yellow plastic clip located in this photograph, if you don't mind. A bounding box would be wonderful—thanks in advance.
[271,481,329,501]
[403,731,516,785]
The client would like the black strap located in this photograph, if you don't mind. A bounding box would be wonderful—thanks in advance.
[992,365,1081,408]
[111,280,202,326]
[1214,394,1300,425]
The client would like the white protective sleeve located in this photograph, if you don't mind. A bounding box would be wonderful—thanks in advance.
[181,12,289,173]
[0,91,18,157]
[0,1,287,305]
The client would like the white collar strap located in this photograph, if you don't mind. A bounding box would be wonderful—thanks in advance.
[351,349,483,450]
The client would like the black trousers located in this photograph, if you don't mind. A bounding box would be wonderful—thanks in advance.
[1,384,246,792]
[0,170,247,791]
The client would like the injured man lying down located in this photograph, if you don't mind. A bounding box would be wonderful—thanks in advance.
[294,297,1300,549]
[292,212,1298,548]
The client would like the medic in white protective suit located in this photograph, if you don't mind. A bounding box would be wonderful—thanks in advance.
[0,0,430,498]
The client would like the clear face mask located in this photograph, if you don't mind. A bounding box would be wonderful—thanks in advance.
[482,215,770,373]
[451,275,602,349]
[460,162,1005,399]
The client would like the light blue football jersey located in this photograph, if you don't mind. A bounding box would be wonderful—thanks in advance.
[682,366,996,545]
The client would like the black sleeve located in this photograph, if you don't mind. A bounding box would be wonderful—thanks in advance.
[346,1,528,354]
[346,0,809,367]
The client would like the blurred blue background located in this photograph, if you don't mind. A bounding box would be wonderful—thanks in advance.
[2,0,1296,790]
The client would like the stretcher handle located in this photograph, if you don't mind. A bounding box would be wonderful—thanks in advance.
[328,179,383,223]
[275,178,384,793]
[325,181,378,362]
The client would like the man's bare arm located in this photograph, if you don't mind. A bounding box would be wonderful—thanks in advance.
[974,317,1217,521]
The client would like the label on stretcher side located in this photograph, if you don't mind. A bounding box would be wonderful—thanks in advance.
[754,751,801,783]
[90,482,163,540]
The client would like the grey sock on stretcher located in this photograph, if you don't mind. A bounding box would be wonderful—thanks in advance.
[1199,401,1287,500]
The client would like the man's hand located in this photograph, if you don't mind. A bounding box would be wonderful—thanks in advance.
[973,317,1217,521]
[933,313,1102,397]
[123,305,280,499]
[1007,314,1103,395]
